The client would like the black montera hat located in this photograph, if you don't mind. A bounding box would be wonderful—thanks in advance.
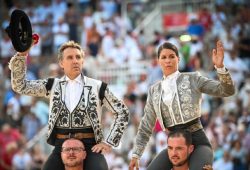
[5,9,32,52]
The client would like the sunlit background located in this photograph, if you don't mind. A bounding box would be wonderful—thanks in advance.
[0,0,250,169]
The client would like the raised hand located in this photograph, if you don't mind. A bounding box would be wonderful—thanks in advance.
[212,40,224,68]
[17,33,39,56]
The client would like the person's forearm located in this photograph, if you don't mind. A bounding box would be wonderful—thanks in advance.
[132,113,156,158]
[103,87,130,147]
[9,53,28,93]
[9,53,48,97]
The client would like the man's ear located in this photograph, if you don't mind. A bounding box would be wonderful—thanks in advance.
[189,144,194,154]
[59,60,63,68]
[83,151,87,159]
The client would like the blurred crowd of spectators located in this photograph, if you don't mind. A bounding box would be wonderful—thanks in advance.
[0,0,250,170]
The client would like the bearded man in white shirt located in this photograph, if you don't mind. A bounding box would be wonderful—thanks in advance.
[9,40,129,170]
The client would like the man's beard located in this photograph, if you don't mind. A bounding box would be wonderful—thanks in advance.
[65,159,82,168]
[171,153,190,167]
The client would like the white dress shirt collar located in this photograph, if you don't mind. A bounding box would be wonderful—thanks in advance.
[65,74,84,85]
[163,71,180,81]
[162,71,180,106]
[65,74,84,112]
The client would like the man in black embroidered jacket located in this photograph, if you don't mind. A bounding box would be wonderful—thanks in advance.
[9,40,130,170]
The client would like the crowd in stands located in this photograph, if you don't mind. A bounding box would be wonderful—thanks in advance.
[0,0,250,169]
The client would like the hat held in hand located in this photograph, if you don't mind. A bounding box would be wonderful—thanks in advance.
[5,9,33,52]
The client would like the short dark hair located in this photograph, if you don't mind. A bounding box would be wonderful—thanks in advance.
[157,42,179,58]
[168,129,192,146]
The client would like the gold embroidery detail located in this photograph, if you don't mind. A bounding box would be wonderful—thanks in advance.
[218,74,233,85]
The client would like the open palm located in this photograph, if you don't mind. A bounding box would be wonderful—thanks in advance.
[212,40,224,68]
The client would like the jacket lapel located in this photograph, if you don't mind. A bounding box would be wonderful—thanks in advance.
[59,80,67,104]
[153,82,163,116]
[83,85,91,110]
[47,78,67,137]
[149,81,167,130]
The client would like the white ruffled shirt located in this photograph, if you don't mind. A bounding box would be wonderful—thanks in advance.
[162,71,180,106]
[65,75,84,112]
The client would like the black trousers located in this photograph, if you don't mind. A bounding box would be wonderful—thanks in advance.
[147,129,213,170]
[43,138,108,170]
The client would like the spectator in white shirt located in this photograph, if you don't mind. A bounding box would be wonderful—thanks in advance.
[52,17,69,53]
[213,150,233,170]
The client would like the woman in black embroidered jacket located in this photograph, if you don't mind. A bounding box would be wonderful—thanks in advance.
[9,40,130,170]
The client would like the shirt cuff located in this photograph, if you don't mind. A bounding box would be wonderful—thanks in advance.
[8,53,27,70]
[102,141,113,147]
[132,154,140,160]
[15,52,28,58]
[214,65,227,74]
